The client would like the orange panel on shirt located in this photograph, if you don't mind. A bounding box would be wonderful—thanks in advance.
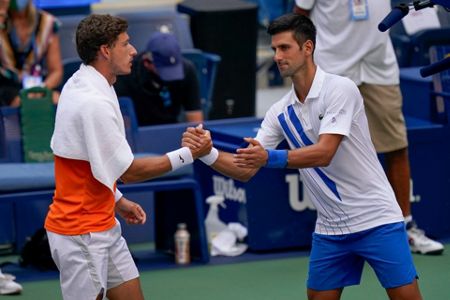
[45,155,117,235]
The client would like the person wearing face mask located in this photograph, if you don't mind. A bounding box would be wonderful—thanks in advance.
[114,32,203,125]
[0,0,63,107]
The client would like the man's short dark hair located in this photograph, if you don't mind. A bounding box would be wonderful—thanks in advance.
[76,14,128,65]
[267,13,316,48]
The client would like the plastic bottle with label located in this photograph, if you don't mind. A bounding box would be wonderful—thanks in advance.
[174,223,190,265]
[204,195,227,248]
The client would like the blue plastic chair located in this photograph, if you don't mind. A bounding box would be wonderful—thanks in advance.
[182,49,221,119]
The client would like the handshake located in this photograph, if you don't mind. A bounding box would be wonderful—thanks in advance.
[181,124,214,161]
[181,124,273,169]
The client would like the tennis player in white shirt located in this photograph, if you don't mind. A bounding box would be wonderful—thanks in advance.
[183,13,422,300]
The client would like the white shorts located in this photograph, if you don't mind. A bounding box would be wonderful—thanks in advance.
[47,221,139,300]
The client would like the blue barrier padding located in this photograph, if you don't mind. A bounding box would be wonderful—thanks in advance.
[0,162,54,192]
[0,153,193,193]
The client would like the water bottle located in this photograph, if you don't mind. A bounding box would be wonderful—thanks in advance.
[174,223,190,265]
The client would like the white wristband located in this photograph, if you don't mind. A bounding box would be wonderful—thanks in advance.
[199,147,219,166]
[115,188,123,203]
[166,147,194,171]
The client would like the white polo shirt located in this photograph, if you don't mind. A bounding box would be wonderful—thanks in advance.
[256,67,403,235]
[295,0,399,85]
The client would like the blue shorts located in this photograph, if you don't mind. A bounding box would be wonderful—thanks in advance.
[307,222,417,291]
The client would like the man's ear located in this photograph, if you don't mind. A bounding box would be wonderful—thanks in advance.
[99,44,110,60]
[303,40,314,56]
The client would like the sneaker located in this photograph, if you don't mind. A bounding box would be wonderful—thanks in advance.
[407,222,445,255]
[0,273,22,295]
[1,273,15,281]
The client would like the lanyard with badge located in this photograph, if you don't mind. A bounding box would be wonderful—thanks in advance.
[22,41,43,89]
[10,19,43,88]
[349,0,369,20]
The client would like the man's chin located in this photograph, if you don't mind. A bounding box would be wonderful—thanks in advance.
[279,70,290,78]
[118,69,132,76]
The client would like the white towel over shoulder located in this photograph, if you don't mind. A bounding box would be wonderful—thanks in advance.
[51,64,134,191]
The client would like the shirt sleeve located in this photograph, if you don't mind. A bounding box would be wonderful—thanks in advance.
[319,78,362,137]
[256,104,286,149]
[295,0,316,10]
[115,188,123,202]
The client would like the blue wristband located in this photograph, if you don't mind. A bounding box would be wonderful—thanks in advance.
[265,149,288,168]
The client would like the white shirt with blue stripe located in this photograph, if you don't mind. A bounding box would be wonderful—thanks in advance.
[256,67,403,235]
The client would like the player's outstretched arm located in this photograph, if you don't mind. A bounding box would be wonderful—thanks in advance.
[120,129,212,183]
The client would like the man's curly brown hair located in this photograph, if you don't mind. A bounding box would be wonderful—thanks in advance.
[76,14,128,65]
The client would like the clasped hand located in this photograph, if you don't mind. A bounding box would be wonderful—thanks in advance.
[234,137,268,168]
[182,124,212,159]
[182,125,268,168]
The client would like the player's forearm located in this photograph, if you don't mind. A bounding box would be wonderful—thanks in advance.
[120,155,172,183]
[283,134,342,169]
[211,151,258,182]
[286,145,334,168]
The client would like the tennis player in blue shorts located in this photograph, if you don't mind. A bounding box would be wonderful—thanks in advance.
[182,13,422,300]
